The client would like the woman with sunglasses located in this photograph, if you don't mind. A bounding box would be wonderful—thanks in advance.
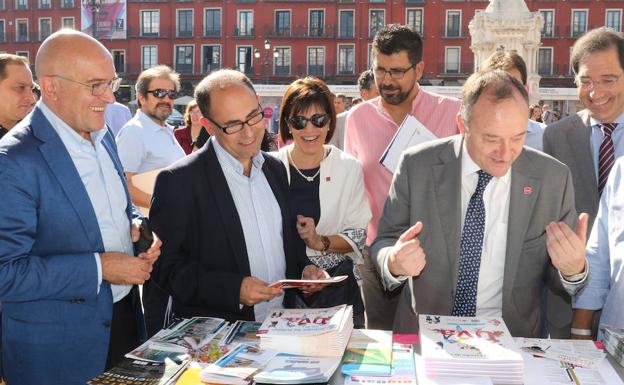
[174,99,210,154]
[275,77,371,328]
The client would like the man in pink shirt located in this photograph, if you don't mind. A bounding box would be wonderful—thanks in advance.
[345,24,460,330]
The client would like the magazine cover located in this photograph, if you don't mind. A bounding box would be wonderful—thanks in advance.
[342,329,393,376]
[155,316,227,350]
[419,314,522,362]
[88,358,187,385]
[201,343,277,383]
[257,305,347,336]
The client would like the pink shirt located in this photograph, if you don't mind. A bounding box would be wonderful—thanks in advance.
[344,88,460,245]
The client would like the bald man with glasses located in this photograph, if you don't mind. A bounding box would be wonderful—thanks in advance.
[147,69,327,327]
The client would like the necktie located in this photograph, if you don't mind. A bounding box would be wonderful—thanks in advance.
[598,123,617,196]
[452,170,493,317]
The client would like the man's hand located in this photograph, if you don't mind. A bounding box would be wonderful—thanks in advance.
[300,264,331,294]
[546,213,588,276]
[101,252,154,285]
[387,222,426,277]
[138,233,161,265]
[296,215,324,251]
[239,277,283,306]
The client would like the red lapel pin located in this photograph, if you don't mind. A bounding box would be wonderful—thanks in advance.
[523,186,532,195]
[325,176,331,182]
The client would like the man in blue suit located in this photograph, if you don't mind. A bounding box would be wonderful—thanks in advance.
[0,30,161,385]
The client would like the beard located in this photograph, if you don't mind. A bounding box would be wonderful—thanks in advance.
[147,103,172,123]
[378,82,415,105]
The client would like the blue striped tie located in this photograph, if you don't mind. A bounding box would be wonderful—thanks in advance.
[452,170,493,317]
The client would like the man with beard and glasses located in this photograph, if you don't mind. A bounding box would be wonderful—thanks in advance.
[116,65,185,209]
[344,24,460,330]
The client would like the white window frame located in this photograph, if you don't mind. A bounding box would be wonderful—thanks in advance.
[16,50,29,58]
[38,0,50,8]
[111,49,126,73]
[140,9,160,37]
[444,46,461,74]
[173,44,195,74]
[337,43,355,75]
[308,8,325,37]
[368,9,385,37]
[38,17,51,41]
[236,44,253,73]
[0,19,4,42]
[405,8,424,36]
[606,9,622,32]
[16,18,29,42]
[176,8,194,38]
[537,47,554,76]
[201,44,221,73]
[203,7,221,37]
[338,9,355,38]
[62,16,75,29]
[367,43,373,69]
[15,0,27,10]
[307,46,325,77]
[237,10,254,37]
[571,9,588,37]
[445,10,462,38]
[273,45,291,76]
[274,9,291,36]
[141,45,158,71]
[539,9,555,38]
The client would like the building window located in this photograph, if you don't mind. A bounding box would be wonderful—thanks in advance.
[308,47,324,77]
[309,9,324,37]
[406,8,423,36]
[202,45,221,73]
[177,9,193,38]
[112,50,125,73]
[446,10,461,37]
[0,20,5,43]
[538,47,553,75]
[338,45,355,75]
[237,10,253,37]
[606,9,622,32]
[237,46,252,74]
[39,18,51,41]
[0,0,4,10]
[339,10,354,38]
[204,8,221,37]
[571,10,587,38]
[540,10,554,38]
[39,0,50,8]
[175,45,193,74]
[16,19,28,42]
[15,0,27,10]
[274,47,290,75]
[445,47,460,74]
[61,0,73,8]
[369,10,385,38]
[367,43,373,69]
[62,17,75,29]
[141,10,160,37]
[16,51,28,59]
[141,46,157,70]
[275,10,290,36]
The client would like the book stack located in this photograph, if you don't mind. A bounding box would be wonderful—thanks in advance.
[345,343,416,385]
[601,325,624,367]
[419,314,524,385]
[341,329,393,376]
[256,304,354,357]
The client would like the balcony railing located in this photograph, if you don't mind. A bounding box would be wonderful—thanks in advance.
[265,24,336,39]
[204,28,221,37]
[233,27,255,38]
[440,26,470,38]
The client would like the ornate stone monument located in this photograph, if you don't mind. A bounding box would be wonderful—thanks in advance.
[469,0,543,104]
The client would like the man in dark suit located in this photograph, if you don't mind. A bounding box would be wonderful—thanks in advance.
[543,27,624,339]
[149,69,327,323]
[371,70,588,337]
[0,30,160,385]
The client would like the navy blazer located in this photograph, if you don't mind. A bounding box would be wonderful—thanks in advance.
[149,141,311,322]
[0,107,140,385]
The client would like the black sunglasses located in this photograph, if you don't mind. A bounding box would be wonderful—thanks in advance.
[146,89,178,99]
[288,113,331,130]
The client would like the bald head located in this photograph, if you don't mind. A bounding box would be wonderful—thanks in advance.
[35,29,112,79]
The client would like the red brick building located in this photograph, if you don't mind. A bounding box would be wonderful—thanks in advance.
[0,0,621,92]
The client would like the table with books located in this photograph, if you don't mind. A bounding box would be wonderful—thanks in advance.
[88,308,624,385]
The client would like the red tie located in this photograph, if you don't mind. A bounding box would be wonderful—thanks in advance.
[598,123,617,195]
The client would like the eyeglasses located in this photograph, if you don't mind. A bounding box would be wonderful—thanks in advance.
[52,75,121,96]
[206,106,264,135]
[575,74,622,91]
[288,113,331,130]
[146,89,179,99]
[373,65,415,80]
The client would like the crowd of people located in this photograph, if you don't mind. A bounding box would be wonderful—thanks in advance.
[0,23,623,385]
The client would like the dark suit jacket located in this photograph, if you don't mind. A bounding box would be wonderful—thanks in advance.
[371,136,583,338]
[148,141,310,322]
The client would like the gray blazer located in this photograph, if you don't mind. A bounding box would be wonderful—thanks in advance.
[543,110,598,228]
[371,135,583,338]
